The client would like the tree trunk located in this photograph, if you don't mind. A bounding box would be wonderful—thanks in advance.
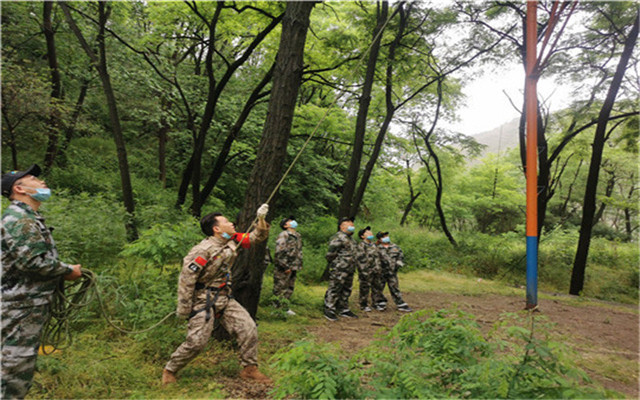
[400,159,421,226]
[61,2,138,241]
[158,119,168,189]
[232,1,315,319]
[177,5,283,216]
[570,13,638,295]
[196,62,275,210]
[623,175,635,239]
[593,169,615,225]
[560,159,583,217]
[43,1,64,172]
[536,112,549,236]
[57,78,89,165]
[413,80,457,247]
[400,193,421,227]
[188,4,223,217]
[1,109,19,170]
[350,3,407,217]
[338,1,388,220]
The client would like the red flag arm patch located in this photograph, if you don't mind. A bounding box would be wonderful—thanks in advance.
[232,233,251,249]
[194,256,207,266]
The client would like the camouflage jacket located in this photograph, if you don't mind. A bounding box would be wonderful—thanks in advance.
[1,200,72,307]
[356,241,381,272]
[378,243,404,272]
[325,231,356,267]
[176,225,269,317]
[274,230,302,271]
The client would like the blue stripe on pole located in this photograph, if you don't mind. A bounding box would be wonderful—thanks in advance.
[526,235,538,307]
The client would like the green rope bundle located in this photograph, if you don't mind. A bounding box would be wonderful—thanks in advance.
[41,269,96,355]
[41,268,175,355]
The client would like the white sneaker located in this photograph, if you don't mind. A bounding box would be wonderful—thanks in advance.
[286,309,296,316]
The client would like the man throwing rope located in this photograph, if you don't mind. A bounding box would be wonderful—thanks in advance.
[1,164,82,399]
[162,205,272,385]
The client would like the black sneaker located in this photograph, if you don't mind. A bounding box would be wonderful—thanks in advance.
[397,303,413,312]
[324,309,338,321]
[339,309,358,318]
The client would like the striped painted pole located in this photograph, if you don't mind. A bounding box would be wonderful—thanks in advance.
[525,1,538,309]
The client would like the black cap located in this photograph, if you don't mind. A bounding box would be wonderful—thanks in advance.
[280,215,295,230]
[376,231,389,239]
[2,164,42,198]
[358,226,371,238]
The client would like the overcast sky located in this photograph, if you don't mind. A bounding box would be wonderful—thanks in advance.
[443,62,574,136]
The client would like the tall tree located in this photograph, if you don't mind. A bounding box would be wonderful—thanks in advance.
[42,1,64,171]
[232,1,316,319]
[411,80,457,246]
[176,3,283,216]
[61,2,138,241]
[570,10,638,295]
[338,1,389,220]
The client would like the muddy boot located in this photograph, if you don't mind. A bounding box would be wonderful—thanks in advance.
[162,368,177,385]
[239,365,272,384]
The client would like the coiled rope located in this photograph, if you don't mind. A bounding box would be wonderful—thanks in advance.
[41,269,176,354]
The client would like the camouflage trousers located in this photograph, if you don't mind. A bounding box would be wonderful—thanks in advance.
[380,266,405,306]
[273,267,297,300]
[371,268,387,305]
[357,263,375,308]
[1,303,49,400]
[165,296,258,373]
[324,260,355,312]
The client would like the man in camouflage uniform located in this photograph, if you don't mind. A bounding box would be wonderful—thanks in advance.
[376,231,412,312]
[162,204,272,385]
[1,164,82,399]
[355,226,383,312]
[273,216,302,315]
[323,217,358,321]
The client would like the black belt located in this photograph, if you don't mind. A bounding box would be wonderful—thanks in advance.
[189,282,231,321]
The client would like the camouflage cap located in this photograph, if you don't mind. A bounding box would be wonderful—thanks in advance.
[1,164,41,198]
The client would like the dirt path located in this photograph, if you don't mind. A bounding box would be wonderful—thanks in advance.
[308,291,639,398]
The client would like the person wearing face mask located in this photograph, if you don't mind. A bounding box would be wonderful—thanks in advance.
[323,216,358,321]
[376,231,412,312]
[163,204,272,385]
[1,164,83,399]
[355,227,383,312]
[273,216,303,315]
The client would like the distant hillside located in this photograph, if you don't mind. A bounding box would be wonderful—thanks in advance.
[472,117,520,158]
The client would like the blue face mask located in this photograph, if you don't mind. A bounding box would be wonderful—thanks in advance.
[381,237,391,244]
[289,220,298,229]
[346,226,355,233]
[221,232,232,240]
[367,235,375,241]
[23,187,51,202]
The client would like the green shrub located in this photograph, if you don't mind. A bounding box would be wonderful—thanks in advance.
[270,340,362,399]
[271,309,615,399]
[40,190,127,269]
[119,217,202,269]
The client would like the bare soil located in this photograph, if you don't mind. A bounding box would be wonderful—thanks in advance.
[308,291,639,398]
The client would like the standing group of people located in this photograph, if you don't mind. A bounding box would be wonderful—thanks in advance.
[323,217,411,321]
[1,164,411,397]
